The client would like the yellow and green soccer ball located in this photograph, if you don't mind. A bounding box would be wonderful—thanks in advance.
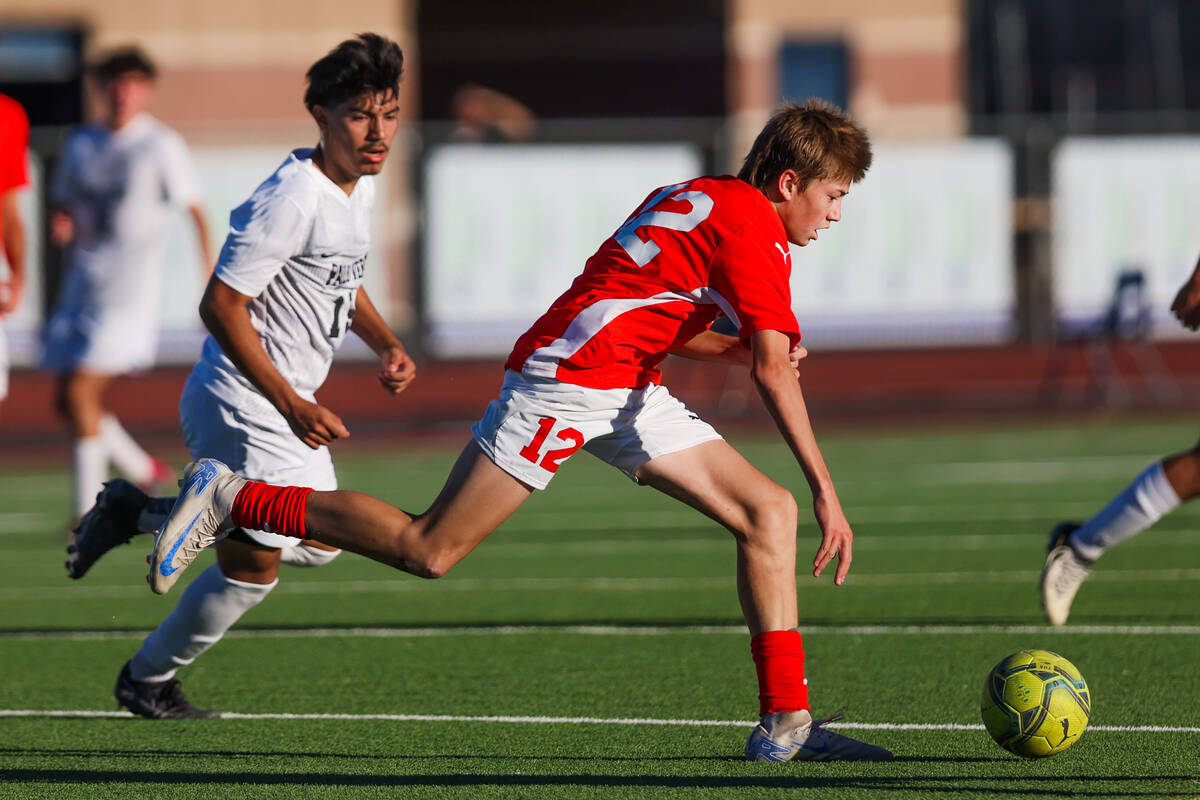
[980,649,1091,758]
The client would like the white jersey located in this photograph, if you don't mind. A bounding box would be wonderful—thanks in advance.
[49,113,201,315]
[198,148,375,401]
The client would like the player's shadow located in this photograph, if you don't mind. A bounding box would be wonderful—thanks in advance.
[0,768,1189,796]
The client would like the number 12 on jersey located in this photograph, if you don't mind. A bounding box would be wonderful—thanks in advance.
[520,417,584,473]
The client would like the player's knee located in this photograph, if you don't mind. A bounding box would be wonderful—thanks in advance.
[757,486,798,532]
[742,486,798,546]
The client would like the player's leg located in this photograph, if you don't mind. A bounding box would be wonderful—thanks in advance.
[638,441,798,634]
[636,440,890,761]
[55,369,113,519]
[118,536,279,719]
[287,440,533,577]
[98,412,174,491]
[1041,439,1198,625]
[150,441,533,593]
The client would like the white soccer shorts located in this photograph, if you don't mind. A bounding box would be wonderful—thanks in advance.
[472,370,723,490]
[179,368,336,548]
[41,304,157,374]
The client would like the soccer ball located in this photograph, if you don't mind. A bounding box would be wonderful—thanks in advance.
[980,649,1091,758]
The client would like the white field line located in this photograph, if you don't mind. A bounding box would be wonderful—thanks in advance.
[5,501,1200,535]
[4,622,1200,642]
[19,566,1200,601]
[0,708,1195,733]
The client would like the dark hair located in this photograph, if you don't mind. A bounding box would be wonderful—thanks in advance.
[304,33,404,111]
[737,98,871,191]
[91,46,157,83]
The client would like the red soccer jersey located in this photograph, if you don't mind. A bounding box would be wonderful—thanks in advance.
[505,175,800,390]
[0,94,29,193]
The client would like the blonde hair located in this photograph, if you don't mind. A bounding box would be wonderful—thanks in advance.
[737,99,872,190]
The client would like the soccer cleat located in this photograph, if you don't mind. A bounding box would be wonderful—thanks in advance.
[745,709,894,762]
[148,459,244,595]
[1040,522,1093,626]
[114,661,220,719]
[67,480,150,579]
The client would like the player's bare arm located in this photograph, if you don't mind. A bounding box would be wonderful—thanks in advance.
[749,328,853,585]
[349,286,416,395]
[199,276,349,448]
[671,330,751,366]
[188,203,215,276]
[672,330,808,376]
[1170,255,1200,330]
[0,189,25,314]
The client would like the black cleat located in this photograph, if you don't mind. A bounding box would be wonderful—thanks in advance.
[114,661,220,719]
[66,480,150,579]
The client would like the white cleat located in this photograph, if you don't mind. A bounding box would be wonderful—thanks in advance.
[745,709,894,762]
[147,459,245,595]
[1039,522,1093,626]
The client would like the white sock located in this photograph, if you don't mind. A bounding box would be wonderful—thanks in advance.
[136,496,177,533]
[1070,462,1181,561]
[129,563,275,683]
[99,414,155,484]
[279,542,341,567]
[73,436,107,517]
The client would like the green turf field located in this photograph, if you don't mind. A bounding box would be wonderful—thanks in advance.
[2,418,1199,799]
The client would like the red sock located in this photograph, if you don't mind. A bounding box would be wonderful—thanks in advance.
[751,630,809,716]
[231,481,313,538]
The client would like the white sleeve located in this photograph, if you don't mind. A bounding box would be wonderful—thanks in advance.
[159,130,203,207]
[214,193,312,298]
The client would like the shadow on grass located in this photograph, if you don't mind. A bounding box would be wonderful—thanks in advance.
[0,747,1013,764]
[0,769,1193,795]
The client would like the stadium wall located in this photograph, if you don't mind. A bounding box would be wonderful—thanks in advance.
[4,341,1199,460]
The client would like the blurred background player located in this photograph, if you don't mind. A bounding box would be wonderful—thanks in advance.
[44,46,214,523]
[68,33,414,719]
[145,99,893,760]
[1041,259,1200,626]
[0,92,29,421]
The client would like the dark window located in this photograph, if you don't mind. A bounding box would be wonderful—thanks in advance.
[779,40,848,109]
[0,26,85,126]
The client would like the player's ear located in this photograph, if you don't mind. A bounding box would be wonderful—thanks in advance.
[311,104,329,133]
[777,169,801,201]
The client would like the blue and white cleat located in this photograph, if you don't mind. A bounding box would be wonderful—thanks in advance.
[745,709,894,762]
[147,459,245,595]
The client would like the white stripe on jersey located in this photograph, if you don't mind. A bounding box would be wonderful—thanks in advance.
[521,287,742,378]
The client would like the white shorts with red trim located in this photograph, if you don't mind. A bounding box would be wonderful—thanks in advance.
[471,370,723,490]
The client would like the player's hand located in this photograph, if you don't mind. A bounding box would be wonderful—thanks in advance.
[49,210,75,247]
[811,492,853,586]
[377,345,416,395]
[1170,275,1200,330]
[789,344,808,378]
[0,276,22,315]
[284,399,350,449]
